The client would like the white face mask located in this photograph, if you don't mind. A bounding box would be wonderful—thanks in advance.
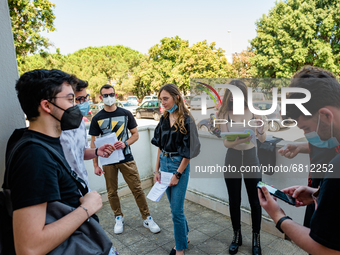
[103,96,115,106]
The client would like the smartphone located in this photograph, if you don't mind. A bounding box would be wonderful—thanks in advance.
[257,181,296,205]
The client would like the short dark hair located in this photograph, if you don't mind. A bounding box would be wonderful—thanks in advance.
[75,79,88,92]
[286,75,340,120]
[15,69,78,121]
[100,84,115,95]
[292,66,336,79]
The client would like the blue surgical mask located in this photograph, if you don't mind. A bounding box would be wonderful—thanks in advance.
[305,115,340,148]
[77,101,90,116]
[167,104,178,113]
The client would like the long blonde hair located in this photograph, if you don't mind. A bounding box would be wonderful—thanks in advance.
[158,84,191,134]
[217,80,248,119]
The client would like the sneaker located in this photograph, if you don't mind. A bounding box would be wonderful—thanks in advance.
[114,216,124,234]
[143,216,161,233]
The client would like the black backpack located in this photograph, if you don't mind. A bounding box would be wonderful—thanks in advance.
[0,190,14,255]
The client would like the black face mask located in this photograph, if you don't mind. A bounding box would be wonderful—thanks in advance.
[49,102,83,131]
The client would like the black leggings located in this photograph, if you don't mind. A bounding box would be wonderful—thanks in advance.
[224,147,262,233]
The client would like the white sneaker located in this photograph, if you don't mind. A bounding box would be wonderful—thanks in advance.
[114,216,124,234]
[143,216,161,233]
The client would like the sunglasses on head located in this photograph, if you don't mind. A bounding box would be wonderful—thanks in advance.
[75,94,90,103]
[102,93,115,98]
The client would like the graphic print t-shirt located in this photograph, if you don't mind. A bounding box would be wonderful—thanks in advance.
[89,107,137,164]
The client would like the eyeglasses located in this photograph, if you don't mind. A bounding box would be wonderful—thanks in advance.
[51,94,75,104]
[102,93,115,98]
[75,94,90,103]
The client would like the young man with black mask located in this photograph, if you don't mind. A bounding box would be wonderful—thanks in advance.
[3,69,111,254]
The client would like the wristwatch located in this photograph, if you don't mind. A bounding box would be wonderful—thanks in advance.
[174,171,182,179]
[124,141,128,147]
[276,216,292,233]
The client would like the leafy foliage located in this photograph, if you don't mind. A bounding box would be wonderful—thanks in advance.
[132,36,234,98]
[18,45,144,97]
[250,0,340,78]
[8,0,56,58]
[231,48,255,78]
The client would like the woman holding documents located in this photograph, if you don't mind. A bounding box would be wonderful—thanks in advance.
[151,84,200,255]
[218,80,266,255]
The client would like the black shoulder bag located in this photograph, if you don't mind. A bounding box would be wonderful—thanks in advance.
[2,137,113,255]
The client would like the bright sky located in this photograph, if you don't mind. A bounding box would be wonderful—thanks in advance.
[42,0,277,61]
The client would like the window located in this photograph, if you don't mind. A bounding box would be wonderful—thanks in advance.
[149,101,157,107]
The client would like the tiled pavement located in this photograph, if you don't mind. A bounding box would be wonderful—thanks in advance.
[97,188,307,255]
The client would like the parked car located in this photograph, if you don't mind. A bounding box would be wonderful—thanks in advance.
[197,101,287,133]
[214,94,224,110]
[85,110,92,121]
[190,95,216,110]
[183,95,192,108]
[118,100,139,116]
[252,92,267,101]
[141,95,158,104]
[135,100,164,121]
[115,101,124,108]
[83,116,91,130]
[90,103,104,118]
[127,96,139,105]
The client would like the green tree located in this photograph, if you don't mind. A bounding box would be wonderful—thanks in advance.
[18,51,65,75]
[17,45,143,98]
[231,48,255,78]
[250,0,340,78]
[8,0,56,59]
[133,36,233,98]
[64,46,144,96]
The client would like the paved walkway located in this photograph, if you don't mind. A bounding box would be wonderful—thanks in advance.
[97,188,307,255]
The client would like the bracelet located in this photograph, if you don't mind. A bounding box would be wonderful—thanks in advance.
[80,205,90,222]
[154,171,160,174]
[276,216,292,233]
[95,148,98,156]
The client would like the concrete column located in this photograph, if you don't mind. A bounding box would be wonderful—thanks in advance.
[0,1,23,187]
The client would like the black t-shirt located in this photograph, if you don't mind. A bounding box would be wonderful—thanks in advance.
[304,144,340,228]
[309,153,340,251]
[151,114,200,159]
[89,107,137,164]
[5,130,81,211]
[308,144,340,188]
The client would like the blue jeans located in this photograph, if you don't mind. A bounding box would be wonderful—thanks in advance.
[160,151,190,251]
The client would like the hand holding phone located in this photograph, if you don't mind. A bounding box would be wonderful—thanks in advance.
[257,181,296,205]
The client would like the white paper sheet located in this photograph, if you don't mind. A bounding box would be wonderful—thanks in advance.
[146,182,168,202]
[147,172,174,202]
[159,172,173,186]
[94,133,125,165]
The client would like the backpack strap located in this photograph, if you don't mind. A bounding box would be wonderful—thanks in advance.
[6,137,88,200]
